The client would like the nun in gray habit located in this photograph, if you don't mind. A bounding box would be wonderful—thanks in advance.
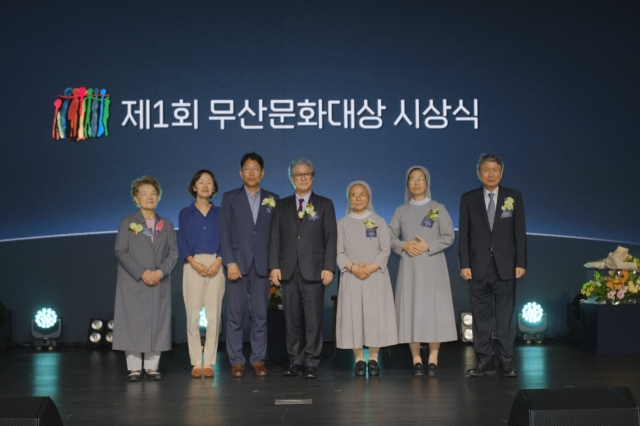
[336,181,398,377]
[389,166,456,377]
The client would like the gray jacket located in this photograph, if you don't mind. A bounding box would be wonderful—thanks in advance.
[112,210,178,353]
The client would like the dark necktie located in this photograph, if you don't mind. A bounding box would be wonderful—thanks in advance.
[298,198,304,224]
[487,193,495,231]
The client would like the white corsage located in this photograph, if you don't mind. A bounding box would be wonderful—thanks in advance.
[262,196,276,213]
[502,197,515,211]
[262,196,276,208]
[305,202,319,221]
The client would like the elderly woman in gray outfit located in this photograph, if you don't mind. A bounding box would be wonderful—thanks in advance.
[113,176,178,382]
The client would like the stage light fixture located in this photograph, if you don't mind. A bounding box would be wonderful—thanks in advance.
[518,302,547,344]
[463,328,473,341]
[106,319,114,343]
[91,320,103,331]
[198,309,222,344]
[522,302,543,323]
[31,308,62,350]
[35,309,57,329]
[459,312,473,343]
[462,313,473,327]
[199,308,207,347]
[87,318,114,349]
[199,308,207,328]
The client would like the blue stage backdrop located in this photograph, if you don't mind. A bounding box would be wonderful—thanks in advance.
[1,0,640,345]
[1,0,639,243]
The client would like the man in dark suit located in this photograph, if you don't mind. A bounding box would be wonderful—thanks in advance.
[269,158,337,379]
[220,152,279,378]
[459,153,526,377]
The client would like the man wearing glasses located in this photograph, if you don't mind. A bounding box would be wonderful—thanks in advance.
[269,158,337,379]
[220,152,279,378]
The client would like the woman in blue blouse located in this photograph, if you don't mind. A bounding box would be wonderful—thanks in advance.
[178,170,224,379]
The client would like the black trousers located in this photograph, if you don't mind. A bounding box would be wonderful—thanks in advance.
[469,257,516,363]
[281,265,325,368]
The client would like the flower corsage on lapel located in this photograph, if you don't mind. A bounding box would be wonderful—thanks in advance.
[422,208,439,228]
[129,222,144,235]
[261,196,276,213]
[156,220,165,234]
[500,196,514,218]
[301,202,319,221]
[363,218,378,238]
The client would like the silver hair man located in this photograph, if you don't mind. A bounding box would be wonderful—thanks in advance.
[477,153,504,170]
[288,158,315,179]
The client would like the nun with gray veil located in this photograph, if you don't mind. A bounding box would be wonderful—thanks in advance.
[336,180,398,377]
[389,166,457,377]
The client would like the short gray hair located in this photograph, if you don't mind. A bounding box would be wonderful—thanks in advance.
[288,158,315,179]
[477,153,504,170]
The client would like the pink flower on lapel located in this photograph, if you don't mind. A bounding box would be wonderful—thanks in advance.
[156,220,165,234]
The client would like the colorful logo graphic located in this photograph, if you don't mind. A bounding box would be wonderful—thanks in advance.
[52,87,110,141]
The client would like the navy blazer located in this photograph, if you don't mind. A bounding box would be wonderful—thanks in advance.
[269,192,337,282]
[219,186,279,277]
[458,186,527,281]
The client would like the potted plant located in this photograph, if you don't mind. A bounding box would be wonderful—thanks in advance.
[582,266,640,305]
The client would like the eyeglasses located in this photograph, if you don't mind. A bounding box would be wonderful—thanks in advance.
[408,177,426,184]
[293,172,314,180]
[349,193,368,199]
[242,167,262,173]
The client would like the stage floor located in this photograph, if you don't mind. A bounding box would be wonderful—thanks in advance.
[1,341,639,425]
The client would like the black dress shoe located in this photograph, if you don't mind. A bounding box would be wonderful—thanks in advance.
[283,364,304,377]
[412,363,425,376]
[354,361,366,376]
[467,359,496,376]
[303,367,318,379]
[367,360,380,377]
[427,363,439,376]
[498,362,518,377]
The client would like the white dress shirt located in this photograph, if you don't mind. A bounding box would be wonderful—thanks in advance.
[295,192,312,213]
[483,186,499,210]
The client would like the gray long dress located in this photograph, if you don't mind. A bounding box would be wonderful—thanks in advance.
[336,212,399,349]
[389,201,457,343]
[112,210,178,353]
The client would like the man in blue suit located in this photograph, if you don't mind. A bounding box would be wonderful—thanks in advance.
[220,152,279,377]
